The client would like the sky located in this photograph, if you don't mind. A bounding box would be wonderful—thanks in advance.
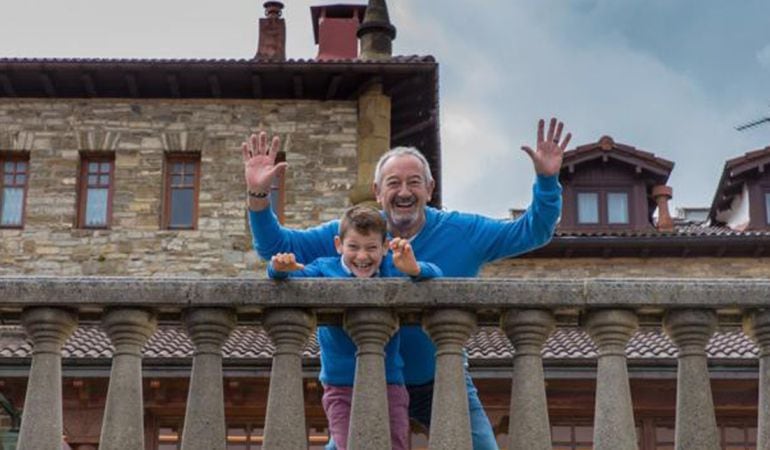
[1,0,769,217]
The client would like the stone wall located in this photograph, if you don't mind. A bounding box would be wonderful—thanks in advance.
[0,99,358,277]
[483,257,770,278]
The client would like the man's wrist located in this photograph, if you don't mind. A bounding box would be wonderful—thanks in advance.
[248,190,269,199]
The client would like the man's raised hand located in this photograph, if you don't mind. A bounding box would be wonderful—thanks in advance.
[520,118,572,177]
[242,131,288,196]
[270,252,305,272]
[391,237,420,277]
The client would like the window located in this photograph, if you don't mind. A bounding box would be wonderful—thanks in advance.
[607,192,629,224]
[1,155,29,228]
[575,189,630,227]
[77,155,114,228]
[577,192,599,224]
[163,155,200,230]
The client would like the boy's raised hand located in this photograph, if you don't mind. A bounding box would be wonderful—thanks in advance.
[270,252,305,272]
[390,238,420,277]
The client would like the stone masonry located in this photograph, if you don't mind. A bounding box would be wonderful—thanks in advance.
[0,99,357,277]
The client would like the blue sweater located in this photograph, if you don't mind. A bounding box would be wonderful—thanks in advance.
[252,175,561,384]
[268,255,442,386]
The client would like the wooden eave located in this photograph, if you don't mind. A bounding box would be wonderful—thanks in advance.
[562,144,674,183]
[708,146,770,223]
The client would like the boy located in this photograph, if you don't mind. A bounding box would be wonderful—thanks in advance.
[268,205,441,450]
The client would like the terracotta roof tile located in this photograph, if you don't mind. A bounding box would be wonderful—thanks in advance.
[0,325,758,361]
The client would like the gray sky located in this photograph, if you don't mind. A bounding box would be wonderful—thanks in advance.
[1,0,769,217]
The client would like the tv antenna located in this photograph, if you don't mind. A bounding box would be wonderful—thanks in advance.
[736,105,770,131]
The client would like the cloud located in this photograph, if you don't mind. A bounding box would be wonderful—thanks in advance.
[758,43,770,72]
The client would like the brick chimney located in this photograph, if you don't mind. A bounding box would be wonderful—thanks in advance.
[357,0,396,60]
[652,185,674,232]
[311,5,367,60]
[255,1,286,60]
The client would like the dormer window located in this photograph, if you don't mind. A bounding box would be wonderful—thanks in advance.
[709,145,770,231]
[559,136,674,232]
[576,190,630,226]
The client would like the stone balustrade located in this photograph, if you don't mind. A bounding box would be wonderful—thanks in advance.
[1,277,769,450]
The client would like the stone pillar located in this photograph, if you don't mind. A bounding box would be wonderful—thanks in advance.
[585,309,639,450]
[663,309,720,450]
[344,308,398,450]
[17,307,78,450]
[262,308,315,450]
[744,309,770,450]
[180,308,236,450]
[423,309,477,450]
[99,308,157,450]
[350,82,390,206]
[502,309,555,450]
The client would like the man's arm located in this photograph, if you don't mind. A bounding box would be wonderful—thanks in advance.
[242,131,339,262]
[468,118,570,262]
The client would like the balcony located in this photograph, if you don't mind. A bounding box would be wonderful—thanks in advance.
[0,277,769,450]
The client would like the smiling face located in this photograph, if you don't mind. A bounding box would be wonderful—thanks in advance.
[374,154,435,237]
[334,229,387,278]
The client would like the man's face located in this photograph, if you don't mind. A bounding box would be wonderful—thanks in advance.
[374,155,434,231]
[334,229,387,278]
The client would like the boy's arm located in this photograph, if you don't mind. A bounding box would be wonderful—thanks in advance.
[267,256,324,279]
[390,238,443,280]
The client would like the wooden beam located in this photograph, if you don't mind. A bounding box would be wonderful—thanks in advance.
[39,73,56,97]
[251,74,262,98]
[166,73,180,98]
[208,74,221,98]
[325,74,343,100]
[0,74,15,97]
[753,246,764,258]
[293,74,304,98]
[125,73,139,98]
[392,115,436,142]
[349,76,382,100]
[81,73,97,97]
[385,75,422,97]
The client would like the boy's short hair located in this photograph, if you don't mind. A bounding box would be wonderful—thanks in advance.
[339,205,387,241]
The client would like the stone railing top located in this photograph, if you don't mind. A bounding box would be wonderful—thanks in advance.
[0,277,769,312]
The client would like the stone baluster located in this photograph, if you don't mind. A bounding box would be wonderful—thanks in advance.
[423,309,477,450]
[502,309,555,450]
[344,308,398,450]
[663,309,720,450]
[744,309,770,449]
[17,307,78,450]
[262,308,315,450]
[585,309,639,450]
[99,308,157,450]
[180,308,236,450]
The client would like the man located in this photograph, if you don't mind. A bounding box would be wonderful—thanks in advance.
[243,118,571,449]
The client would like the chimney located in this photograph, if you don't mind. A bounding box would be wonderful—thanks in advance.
[652,185,674,232]
[357,0,396,60]
[311,5,367,60]
[255,1,286,60]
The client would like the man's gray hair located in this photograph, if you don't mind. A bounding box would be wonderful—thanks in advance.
[373,146,434,187]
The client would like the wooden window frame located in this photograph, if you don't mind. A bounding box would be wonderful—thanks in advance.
[162,153,201,230]
[764,189,770,226]
[76,152,115,229]
[0,152,31,229]
[574,186,633,229]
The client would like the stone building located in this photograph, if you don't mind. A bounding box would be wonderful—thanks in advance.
[1,1,770,450]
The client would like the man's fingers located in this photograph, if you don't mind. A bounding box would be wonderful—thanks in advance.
[269,136,280,160]
[537,119,545,144]
[250,134,259,155]
[554,121,564,144]
[241,142,251,163]
[560,133,572,151]
[546,117,556,143]
[258,131,268,155]
[521,146,536,160]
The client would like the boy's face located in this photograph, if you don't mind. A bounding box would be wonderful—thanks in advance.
[334,228,387,278]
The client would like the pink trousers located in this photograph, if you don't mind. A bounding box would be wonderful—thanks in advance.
[322,384,410,450]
